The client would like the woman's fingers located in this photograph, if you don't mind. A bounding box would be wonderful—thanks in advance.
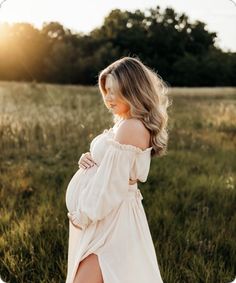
[82,155,96,167]
[78,152,97,169]
[85,152,96,165]
[67,213,83,230]
[83,159,95,167]
[84,154,96,165]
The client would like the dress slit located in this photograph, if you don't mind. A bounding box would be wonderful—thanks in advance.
[71,252,107,283]
[93,252,108,283]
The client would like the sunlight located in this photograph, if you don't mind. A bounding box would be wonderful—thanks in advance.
[0,0,235,51]
[0,23,9,44]
[0,0,39,25]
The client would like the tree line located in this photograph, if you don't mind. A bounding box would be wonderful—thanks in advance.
[0,6,235,86]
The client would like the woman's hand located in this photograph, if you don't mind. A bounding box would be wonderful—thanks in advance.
[129,178,138,185]
[78,152,97,169]
[67,212,83,230]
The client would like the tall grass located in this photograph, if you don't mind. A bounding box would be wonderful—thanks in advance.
[0,81,235,283]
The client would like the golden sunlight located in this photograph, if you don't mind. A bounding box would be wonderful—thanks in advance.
[0,23,9,44]
[0,0,31,23]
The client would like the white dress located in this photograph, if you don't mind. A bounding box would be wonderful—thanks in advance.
[65,123,164,283]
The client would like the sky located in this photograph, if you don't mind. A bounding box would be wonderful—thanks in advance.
[0,0,236,52]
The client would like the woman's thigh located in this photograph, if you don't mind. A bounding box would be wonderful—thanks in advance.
[73,253,104,283]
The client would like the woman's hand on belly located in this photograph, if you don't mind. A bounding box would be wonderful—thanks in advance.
[67,212,83,230]
[78,151,97,169]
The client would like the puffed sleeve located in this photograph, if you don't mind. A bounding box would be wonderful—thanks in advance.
[67,139,138,230]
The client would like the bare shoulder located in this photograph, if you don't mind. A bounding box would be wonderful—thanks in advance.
[114,118,151,150]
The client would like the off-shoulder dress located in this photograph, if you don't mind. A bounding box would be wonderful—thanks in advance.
[65,121,164,283]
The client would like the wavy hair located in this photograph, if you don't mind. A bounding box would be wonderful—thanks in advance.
[98,56,172,157]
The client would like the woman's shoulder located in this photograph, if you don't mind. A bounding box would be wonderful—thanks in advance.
[114,118,151,150]
[120,118,146,128]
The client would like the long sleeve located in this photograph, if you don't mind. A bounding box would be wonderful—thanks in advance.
[68,140,137,230]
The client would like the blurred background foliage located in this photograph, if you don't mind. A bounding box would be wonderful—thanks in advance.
[0,6,235,86]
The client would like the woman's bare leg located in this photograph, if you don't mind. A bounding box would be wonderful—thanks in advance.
[73,253,104,283]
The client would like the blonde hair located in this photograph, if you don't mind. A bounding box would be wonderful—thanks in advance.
[98,56,172,157]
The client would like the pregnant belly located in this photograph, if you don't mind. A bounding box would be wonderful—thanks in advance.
[65,165,98,212]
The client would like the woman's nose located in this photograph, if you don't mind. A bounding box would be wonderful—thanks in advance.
[105,94,114,103]
[106,98,112,103]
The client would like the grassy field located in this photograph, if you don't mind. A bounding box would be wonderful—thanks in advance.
[0,81,235,283]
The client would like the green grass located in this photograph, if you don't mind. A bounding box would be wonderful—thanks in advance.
[0,81,235,283]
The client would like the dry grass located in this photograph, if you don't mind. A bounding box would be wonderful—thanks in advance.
[0,81,235,283]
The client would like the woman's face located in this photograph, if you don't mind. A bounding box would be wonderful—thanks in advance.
[104,75,131,118]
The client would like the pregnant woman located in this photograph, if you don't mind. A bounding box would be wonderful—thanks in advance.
[65,56,171,283]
